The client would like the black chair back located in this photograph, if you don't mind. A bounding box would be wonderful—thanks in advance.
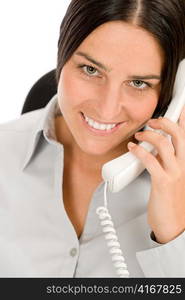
[21,69,57,114]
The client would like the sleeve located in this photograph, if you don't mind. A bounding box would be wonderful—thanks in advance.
[136,230,185,277]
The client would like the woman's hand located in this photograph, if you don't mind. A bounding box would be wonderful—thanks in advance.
[127,107,185,244]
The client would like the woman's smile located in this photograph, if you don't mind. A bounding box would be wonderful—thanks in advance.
[80,112,125,136]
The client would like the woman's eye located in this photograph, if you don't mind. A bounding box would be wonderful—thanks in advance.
[130,80,150,90]
[78,64,100,77]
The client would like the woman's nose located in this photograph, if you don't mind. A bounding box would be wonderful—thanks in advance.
[98,84,124,121]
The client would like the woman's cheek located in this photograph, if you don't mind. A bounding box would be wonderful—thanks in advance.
[126,95,158,124]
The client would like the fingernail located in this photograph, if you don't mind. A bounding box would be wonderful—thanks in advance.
[127,142,136,149]
[135,132,142,137]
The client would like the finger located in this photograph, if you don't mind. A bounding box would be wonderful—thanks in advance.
[147,117,185,160]
[134,130,176,172]
[127,141,165,181]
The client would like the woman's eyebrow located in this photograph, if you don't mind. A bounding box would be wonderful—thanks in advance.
[75,51,111,72]
[127,75,161,81]
[75,51,161,80]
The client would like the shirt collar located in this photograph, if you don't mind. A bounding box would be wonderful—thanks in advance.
[21,93,62,171]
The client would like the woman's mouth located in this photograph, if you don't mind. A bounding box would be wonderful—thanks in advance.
[80,112,125,136]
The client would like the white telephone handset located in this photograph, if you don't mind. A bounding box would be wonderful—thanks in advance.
[102,58,185,193]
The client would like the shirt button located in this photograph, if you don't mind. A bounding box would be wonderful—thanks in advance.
[70,248,77,257]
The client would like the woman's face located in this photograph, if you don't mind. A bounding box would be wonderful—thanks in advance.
[57,21,164,157]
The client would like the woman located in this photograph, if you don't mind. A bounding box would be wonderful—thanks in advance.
[0,0,185,278]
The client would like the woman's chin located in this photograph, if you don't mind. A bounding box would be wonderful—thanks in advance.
[78,143,120,157]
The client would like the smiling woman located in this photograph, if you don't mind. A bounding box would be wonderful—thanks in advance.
[0,0,185,279]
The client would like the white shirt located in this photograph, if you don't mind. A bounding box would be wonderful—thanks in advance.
[0,94,185,278]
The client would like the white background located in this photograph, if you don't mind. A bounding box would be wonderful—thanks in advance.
[0,0,71,123]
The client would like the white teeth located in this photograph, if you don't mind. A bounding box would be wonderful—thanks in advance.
[83,114,117,130]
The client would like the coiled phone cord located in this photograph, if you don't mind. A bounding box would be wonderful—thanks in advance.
[96,181,129,278]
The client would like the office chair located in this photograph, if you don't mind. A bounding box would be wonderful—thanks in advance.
[21,69,57,114]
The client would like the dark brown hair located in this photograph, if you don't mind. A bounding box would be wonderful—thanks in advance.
[56,0,185,117]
